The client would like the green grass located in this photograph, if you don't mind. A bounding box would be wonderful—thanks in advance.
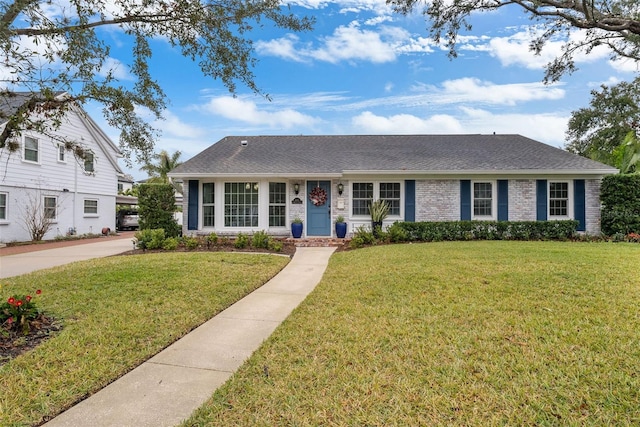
[182,241,640,426]
[0,252,289,427]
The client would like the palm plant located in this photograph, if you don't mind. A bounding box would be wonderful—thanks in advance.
[140,150,183,192]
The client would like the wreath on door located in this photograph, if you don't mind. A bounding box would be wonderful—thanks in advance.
[309,186,327,206]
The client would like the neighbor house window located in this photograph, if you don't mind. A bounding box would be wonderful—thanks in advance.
[549,181,569,217]
[269,182,286,227]
[202,182,215,227]
[352,182,402,217]
[44,196,57,220]
[118,182,124,193]
[0,192,7,220]
[58,144,66,162]
[473,182,494,219]
[84,152,95,173]
[352,182,374,216]
[24,136,39,162]
[84,199,98,215]
[224,182,258,227]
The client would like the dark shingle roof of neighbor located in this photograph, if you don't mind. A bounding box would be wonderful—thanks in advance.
[170,134,618,176]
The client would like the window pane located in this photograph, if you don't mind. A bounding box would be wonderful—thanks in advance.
[352,183,373,216]
[549,182,569,216]
[58,145,65,161]
[0,193,6,220]
[84,153,94,172]
[269,183,286,227]
[24,137,38,162]
[473,182,493,217]
[84,199,98,214]
[203,183,215,204]
[202,183,215,227]
[225,182,258,227]
[44,197,56,219]
[380,183,401,216]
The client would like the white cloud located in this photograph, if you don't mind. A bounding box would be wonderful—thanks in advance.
[255,34,309,63]
[351,108,569,148]
[352,111,463,133]
[470,28,611,70]
[257,21,429,64]
[200,96,320,128]
[313,23,398,63]
[341,78,564,111]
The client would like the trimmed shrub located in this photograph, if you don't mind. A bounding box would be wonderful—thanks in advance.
[251,230,270,249]
[383,220,578,244]
[138,183,181,237]
[134,229,166,250]
[600,174,640,235]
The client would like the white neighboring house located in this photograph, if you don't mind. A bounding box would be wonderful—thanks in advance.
[0,92,124,243]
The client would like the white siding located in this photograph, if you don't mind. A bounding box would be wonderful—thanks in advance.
[0,107,120,243]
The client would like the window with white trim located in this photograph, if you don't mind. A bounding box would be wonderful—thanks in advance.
[84,199,98,215]
[44,196,57,220]
[352,183,374,216]
[472,181,494,219]
[224,182,258,227]
[352,182,402,217]
[24,136,39,163]
[202,182,215,227]
[58,144,66,162]
[84,152,95,173]
[0,192,7,220]
[269,182,286,227]
[380,182,401,216]
[549,181,570,218]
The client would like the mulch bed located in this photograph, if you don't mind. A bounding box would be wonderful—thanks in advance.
[1,315,63,366]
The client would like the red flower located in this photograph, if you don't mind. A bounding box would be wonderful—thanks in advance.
[16,300,23,306]
[7,297,15,305]
[36,289,42,295]
[6,317,13,324]
[26,295,32,302]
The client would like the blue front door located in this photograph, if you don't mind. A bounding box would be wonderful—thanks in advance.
[307,181,331,236]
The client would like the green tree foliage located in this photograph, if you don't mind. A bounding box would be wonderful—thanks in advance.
[565,77,640,166]
[614,131,640,173]
[137,183,181,237]
[600,174,640,235]
[389,0,640,83]
[0,1,313,164]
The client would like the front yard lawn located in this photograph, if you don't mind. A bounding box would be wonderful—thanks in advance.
[0,252,289,427]
[183,241,640,426]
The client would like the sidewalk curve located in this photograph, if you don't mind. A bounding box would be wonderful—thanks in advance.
[43,246,336,427]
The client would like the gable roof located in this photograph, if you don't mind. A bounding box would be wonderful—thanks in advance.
[170,134,618,178]
[1,91,123,174]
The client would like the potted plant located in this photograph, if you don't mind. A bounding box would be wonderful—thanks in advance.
[335,215,347,238]
[369,199,389,237]
[291,217,303,238]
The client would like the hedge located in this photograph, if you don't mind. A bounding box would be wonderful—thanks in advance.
[600,174,640,235]
[386,220,579,243]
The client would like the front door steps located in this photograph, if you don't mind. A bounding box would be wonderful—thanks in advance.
[285,237,350,248]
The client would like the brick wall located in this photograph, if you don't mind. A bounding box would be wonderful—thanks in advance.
[509,179,537,221]
[415,180,460,221]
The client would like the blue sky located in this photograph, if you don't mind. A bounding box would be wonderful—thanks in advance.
[81,1,637,181]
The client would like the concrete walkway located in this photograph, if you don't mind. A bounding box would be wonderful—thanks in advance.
[0,237,135,278]
[40,246,336,427]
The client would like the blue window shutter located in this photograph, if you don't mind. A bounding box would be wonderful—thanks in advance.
[460,180,471,220]
[187,180,199,230]
[536,180,547,221]
[404,180,415,222]
[497,180,508,221]
[574,179,586,231]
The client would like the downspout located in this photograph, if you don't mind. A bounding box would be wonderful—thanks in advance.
[73,158,78,233]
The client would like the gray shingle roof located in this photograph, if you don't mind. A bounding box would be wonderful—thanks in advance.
[170,134,618,176]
